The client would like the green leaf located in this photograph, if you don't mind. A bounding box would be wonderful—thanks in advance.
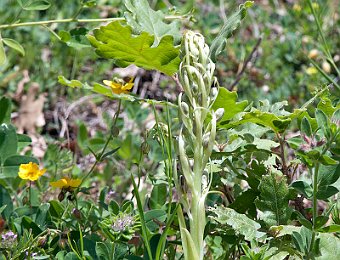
[0,184,13,219]
[149,183,167,210]
[316,186,338,200]
[318,164,340,187]
[58,75,84,88]
[0,97,12,124]
[212,87,248,123]
[0,38,6,66]
[221,110,292,133]
[315,109,329,130]
[124,0,181,46]
[318,224,340,233]
[0,124,17,164]
[96,242,114,260]
[291,180,313,198]
[301,116,312,137]
[319,155,338,165]
[87,21,180,75]
[318,233,340,259]
[23,0,51,10]
[209,1,253,62]
[209,205,265,241]
[255,172,291,227]
[2,38,25,56]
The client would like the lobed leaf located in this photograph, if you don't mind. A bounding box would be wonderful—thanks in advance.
[87,21,180,75]
[124,0,181,46]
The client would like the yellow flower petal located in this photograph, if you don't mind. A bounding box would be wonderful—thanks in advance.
[50,177,81,189]
[18,162,46,181]
[103,78,134,95]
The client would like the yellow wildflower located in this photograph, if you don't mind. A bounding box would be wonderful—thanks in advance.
[18,162,46,181]
[306,67,318,75]
[50,177,81,189]
[312,3,319,10]
[103,77,134,95]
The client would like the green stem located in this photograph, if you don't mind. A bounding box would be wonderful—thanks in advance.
[0,15,184,30]
[310,162,320,253]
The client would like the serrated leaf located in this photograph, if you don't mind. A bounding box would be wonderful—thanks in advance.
[87,21,180,75]
[212,87,248,123]
[2,38,25,56]
[255,172,291,227]
[124,0,181,47]
[209,1,253,62]
[210,205,265,241]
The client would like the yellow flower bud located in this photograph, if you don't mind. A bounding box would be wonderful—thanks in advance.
[306,67,318,75]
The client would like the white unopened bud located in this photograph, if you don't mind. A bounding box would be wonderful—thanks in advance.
[181,102,190,116]
[210,87,218,100]
[215,108,225,121]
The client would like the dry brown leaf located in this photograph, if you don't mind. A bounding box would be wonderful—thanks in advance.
[15,83,46,134]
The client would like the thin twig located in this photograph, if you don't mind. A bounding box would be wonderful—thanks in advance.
[228,36,262,90]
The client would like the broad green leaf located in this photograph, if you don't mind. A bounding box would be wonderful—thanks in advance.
[318,164,340,187]
[317,233,340,259]
[17,133,32,150]
[124,0,181,46]
[255,172,291,227]
[2,38,25,56]
[149,183,168,209]
[96,242,114,260]
[87,21,180,75]
[209,205,265,241]
[269,225,301,237]
[316,186,338,200]
[317,95,340,117]
[23,0,51,10]
[0,38,6,66]
[0,124,17,164]
[291,180,313,198]
[0,97,11,124]
[212,87,248,123]
[59,28,91,50]
[209,1,253,62]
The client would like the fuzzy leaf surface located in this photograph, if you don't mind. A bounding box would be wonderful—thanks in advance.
[255,172,291,227]
[209,1,253,62]
[124,0,181,46]
[210,205,265,241]
[87,21,180,75]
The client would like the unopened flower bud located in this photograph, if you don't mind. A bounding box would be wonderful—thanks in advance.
[210,87,218,100]
[181,102,190,116]
[38,236,47,247]
[322,61,331,73]
[72,208,81,219]
[308,49,319,59]
[203,132,210,147]
[215,108,225,121]
[58,192,65,202]
[58,239,67,249]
